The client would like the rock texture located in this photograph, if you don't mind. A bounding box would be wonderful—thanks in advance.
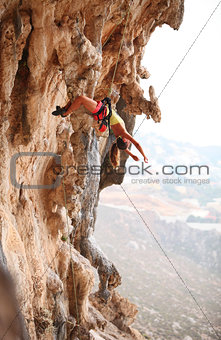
[0,0,184,339]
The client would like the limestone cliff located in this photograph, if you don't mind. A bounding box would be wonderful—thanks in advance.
[0,1,184,339]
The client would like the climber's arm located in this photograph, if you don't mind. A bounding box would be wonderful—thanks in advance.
[121,131,148,163]
[124,149,139,161]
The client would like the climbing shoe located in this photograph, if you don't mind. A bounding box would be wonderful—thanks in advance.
[52,106,68,117]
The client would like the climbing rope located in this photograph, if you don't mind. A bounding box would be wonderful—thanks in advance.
[107,1,132,96]
[102,13,128,48]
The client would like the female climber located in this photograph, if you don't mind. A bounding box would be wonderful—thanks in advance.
[52,95,148,168]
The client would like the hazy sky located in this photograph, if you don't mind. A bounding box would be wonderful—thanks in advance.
[136,0,221,146]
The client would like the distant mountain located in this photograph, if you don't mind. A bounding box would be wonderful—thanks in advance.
[128,132,221,182]
[139,133,221,169]
[94,204,221,340]
[121,133,221,207]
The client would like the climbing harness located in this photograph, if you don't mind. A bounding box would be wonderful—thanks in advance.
[92,97,112,134]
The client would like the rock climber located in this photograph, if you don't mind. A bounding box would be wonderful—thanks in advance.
[52,95,148,168]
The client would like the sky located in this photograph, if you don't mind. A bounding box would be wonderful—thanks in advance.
[135,0,221,146]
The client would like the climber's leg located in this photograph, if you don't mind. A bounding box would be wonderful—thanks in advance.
[64,96,97,116]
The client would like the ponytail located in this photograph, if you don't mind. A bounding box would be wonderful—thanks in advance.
[109,142,120,168]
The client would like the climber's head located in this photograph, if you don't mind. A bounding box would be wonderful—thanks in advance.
[109,137,130,168]
[116,137,130,150]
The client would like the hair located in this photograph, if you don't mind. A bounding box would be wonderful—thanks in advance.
[109,142,120,168]
[116,137,128,150]
[109,137,128,168]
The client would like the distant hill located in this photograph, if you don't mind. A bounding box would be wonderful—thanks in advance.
[136,133,221,172]
[114,133,221,209]
[94,204,221,340]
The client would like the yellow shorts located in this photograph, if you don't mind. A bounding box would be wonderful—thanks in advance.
[110,109,125,126]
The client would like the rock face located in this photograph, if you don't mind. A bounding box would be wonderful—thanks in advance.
[0,0,184,339]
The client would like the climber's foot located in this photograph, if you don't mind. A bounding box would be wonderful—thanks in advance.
[51,105,68,117]
[60,111,69,118]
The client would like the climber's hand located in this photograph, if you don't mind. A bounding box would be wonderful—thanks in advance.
[132,155,139,161]
[143,156,148,163]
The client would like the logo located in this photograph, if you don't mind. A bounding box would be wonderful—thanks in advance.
[10,152,61,189]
